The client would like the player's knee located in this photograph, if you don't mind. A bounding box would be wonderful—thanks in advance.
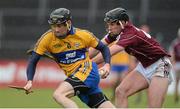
[53,91,60,100]
[115,86,127,99]
[53,90,64,101]
[148,101,162,108]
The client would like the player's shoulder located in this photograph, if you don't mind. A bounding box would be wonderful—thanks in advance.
[121,25,136,37]
[123,25,150,40]
[120,30,136,40]
[39,29,54,40]
[75,28,96,37]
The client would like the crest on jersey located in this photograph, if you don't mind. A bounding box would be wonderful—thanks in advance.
[75,42,80,48]
[64,42,71,49]
[53,43,62,48]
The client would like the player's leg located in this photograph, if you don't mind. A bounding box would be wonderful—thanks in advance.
[147,76,169,107]
[115,69,149,108]
[98,100,115,108]
[110,65,128,101]
[84,92,115,108]
[53,81,77,108]
[112,71,128,101]
[110,71,119,101]
[174,69,180,102]
[147,57,173,107]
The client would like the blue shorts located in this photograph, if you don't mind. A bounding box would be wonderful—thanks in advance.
[65,62,108,108]
[111,64,128,73]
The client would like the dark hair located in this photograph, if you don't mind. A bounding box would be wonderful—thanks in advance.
[120,13,129,22]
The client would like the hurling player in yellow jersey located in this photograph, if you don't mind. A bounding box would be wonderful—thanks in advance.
[23,8,115,108]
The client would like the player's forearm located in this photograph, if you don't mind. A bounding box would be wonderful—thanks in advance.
[26,52,41,80]
[92,53,104,65]
[100,45,111,64]
[89,48,100,59]
[89,38,108,59]
[27,62,36,80]
[94,41,111,64]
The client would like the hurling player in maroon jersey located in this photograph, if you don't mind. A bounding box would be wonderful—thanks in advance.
[169,28,180,103]
[91,7,174,108]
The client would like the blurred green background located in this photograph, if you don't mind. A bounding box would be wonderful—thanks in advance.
[0,88,179,108]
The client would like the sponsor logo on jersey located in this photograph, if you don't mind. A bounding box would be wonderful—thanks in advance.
[52,48,86,64]
[65,51,76,59]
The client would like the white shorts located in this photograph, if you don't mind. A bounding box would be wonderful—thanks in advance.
[135,57,174,84]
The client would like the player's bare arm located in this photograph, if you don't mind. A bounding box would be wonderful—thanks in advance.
[92,44,124,65]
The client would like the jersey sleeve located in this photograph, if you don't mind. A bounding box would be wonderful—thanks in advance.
[116,34,138,48]
[84,30,99,48]
[34,35,50,55]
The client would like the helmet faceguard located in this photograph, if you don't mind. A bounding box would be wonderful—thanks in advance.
[48,16,67,25]
[48,8,72,25]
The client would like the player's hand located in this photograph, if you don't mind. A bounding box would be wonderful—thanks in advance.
[99,63,110,79]
[24,80,33,93]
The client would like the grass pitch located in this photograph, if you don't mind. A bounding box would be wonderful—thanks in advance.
[0,88,179,108]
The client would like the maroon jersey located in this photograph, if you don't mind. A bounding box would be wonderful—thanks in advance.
[105,22,170,68]
[170,39,180,61]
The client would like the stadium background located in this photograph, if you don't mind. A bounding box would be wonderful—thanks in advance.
[0,0,180,108]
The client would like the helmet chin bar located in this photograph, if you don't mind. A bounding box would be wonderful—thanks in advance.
[66,22,71,31]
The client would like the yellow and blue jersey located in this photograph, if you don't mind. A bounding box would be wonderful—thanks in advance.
[111,51,129,65]
[34,27,99,81]
[108,42,129,73]
[111,51,129,73]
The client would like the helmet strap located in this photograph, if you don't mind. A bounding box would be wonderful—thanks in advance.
[66,22,71,31]
[119,21,124,29]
